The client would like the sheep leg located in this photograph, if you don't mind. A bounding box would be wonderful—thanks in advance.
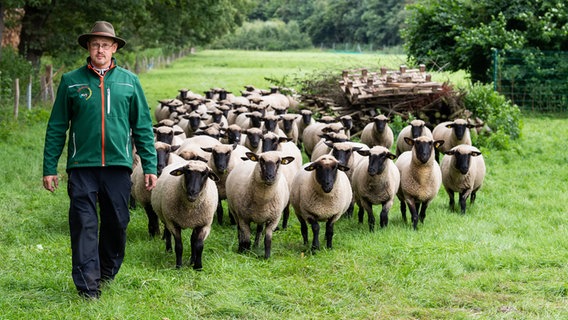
[356,200,365,224]
[309,218,320,251]
[237,221,251,253]
[253,223,263,248]
[419,202,428,223]
[163,227,173,252]
[406,199,419,230]
[216,196,224,225]
[281,203,290,229]
[325,219,334,249]
[298,217,309,246]
[144,204,160,238]
[360,199,375,232]
[459,191,468,214]
[264,226,273,259]
[189,226,205,270]
[446,188,456,211]
[173,225,183,268]
[399,197,408,223]
[344,200,355,219]
[470,188,479,205]
[379,200,393,229]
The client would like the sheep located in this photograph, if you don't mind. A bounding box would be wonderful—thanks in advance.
[360,114,394,149]
[234,111,264,130]
[179,111,207,137]
[201,143,250,225]
[261,113,286,136]
[131,141,180,238]
[440,144,486,214]
[151,159,220,269]
[338,115,353,139]
[221,124,243,145]
[242,127,264,153]
[260,132,303,229]
[351,146,400,231]
[227,106,250,125]
[154,99,182,122]
[395,136,444,230]
[290,154,352,250]
[395,119,433,156]
[432,118,482,162]
[294,109,316,143]
[302,122,345,158]
[153,125,185,146]
[175,135,220,162]
[278,113,300,145]
[225,151,295,258]
[310,132,350,162]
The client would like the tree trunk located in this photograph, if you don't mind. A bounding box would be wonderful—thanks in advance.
[18,4,54,69]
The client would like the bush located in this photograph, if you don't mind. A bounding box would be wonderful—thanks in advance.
[210,19,313,51]
[0,47,33,105]
[463,82,523,150]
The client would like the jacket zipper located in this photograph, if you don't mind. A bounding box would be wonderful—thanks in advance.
[100,76,106,166]
[72,132,77,158]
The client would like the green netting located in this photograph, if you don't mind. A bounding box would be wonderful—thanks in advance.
[493,49,568,112]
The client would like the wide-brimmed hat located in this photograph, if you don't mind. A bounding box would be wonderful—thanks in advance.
[77,21,126,50]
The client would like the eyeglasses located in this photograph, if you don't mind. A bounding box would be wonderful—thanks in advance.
[89,42,115,50]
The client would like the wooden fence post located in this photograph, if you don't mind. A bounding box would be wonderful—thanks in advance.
[14,78,20,119]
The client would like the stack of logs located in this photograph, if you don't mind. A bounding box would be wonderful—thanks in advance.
[299,65,466,136]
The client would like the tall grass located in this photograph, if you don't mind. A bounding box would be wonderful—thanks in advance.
[0,50,566,319]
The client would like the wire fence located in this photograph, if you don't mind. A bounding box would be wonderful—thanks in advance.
[493,48,568,112]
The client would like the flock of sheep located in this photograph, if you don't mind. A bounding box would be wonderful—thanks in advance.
[130,86,486,269]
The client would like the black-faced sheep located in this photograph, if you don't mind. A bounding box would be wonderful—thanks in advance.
[395,136,444,230]
[360,115,394,149]
[432,118,481,162]
[395,119,433,156]
[202,143,250,225]
[131,141,180,238]
[440,144,486,214]
[260,132,303,229]
[290,154,352,250]
[151,160,220,269]
[226,152,295,258]
[351,146,400,231]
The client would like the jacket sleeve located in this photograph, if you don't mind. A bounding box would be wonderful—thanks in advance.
[129,76,157,175]
[43,76,71,176]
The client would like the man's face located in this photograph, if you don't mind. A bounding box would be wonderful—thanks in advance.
[87,36,117,69]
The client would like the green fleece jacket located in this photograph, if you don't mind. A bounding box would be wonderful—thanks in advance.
[43,58,157,176]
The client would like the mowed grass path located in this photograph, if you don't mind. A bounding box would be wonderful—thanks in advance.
[0,50,566,319]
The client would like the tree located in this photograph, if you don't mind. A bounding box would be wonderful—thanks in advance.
[402,0,568,83]
[7,0,251,69]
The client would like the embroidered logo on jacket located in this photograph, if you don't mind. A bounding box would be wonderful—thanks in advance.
[77,86,92,100]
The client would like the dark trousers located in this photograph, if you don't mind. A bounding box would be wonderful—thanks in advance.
[67,167,131,295]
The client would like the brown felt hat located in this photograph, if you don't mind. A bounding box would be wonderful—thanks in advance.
[77,21,126,50]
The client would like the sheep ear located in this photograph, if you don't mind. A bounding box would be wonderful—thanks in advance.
[471,151,482,157]
[171,145,181,152]
[356,149,370,157]
[324,140,334,148]
[338,164,350,172]
[387,152,397,160]
[201,147,213,153]
[170,168,185,176]
[208,171,220,182]
[246,152,259,162]
[434,140,445,148]
[281,156,295,165]
[196,156,209,163]
[403,137,414,146]
[444,150,455,156]
[445,123,455,128]
[304,162,317,171]
[231,143,238,150]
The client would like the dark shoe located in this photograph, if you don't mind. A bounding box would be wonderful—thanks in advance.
[100,275,115,286]
[78,289,101,300]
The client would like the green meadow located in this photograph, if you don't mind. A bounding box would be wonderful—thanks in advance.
[0,50,566,319]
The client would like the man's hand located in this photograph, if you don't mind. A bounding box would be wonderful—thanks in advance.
[145,174,158,191]
[43,175,59,193]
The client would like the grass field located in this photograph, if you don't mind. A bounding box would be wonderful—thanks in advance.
[0,50,566,319]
